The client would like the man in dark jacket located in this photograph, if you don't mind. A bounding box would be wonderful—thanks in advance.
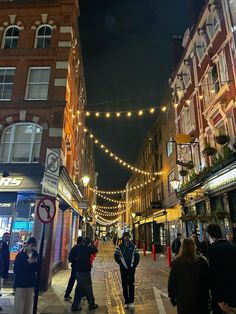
[64,236,83,300]
[0,240,4,311]
[207,223,236,314]
[171,233,182,256]
[71,237,98,312]
[114,231,140,310]
[13,237,39,314]
[0,232,10,295]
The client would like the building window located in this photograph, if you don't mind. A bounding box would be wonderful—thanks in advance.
[36,25,52,48]
[218,53,228,84]
[168,170,175,194]
[0,123,42,163]
[2,26,19,49]
[182,61,191,88]
[0,67,15,101]
[210,64,220,95]
[206,9,220,39]
[166,137,174,157]
[195,32,207,62]
[25,67,50,100]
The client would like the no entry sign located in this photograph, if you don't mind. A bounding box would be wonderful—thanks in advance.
[36,197,56,224]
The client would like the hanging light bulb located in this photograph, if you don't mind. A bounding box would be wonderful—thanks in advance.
[84,128,88,132]
[161,106,167,112]
[90,134,94,138]
[95,112,100,117]
[138,110,143,116]
[94,139,98,144]
[78,122,82,126]
[149,108,155,113]
[127,112,132,117]
[105,149,109,153]
[174,103,179,108]
[105,113,111,118]
[86,111,90,116]
[100,144,104,148]
[186,99,191,105]
[199,95,203,100]
[116,112,121,118]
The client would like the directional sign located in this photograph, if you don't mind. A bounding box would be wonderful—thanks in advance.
[36,197,56,224]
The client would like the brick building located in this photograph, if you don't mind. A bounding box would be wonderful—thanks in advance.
[170,0,236,240]
[0,0,92,289]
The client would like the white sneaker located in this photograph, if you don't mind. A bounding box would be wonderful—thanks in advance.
[129,303,134,309]
[124,304,129,309]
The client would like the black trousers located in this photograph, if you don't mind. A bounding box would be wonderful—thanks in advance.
[120,267,135,304]
[64,266,77,297]
[72,272,95,309]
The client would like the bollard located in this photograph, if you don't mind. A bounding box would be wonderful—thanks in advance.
[167,246,171,267]
[143,243,146,256]
[152,244,156,261]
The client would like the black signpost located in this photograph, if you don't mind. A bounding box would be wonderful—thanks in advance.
[32,197,56,314]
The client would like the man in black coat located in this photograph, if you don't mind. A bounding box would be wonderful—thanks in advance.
[171,233,182,256]
[64,236,83,300]
[0,232,10,295]
[71,237,98,312]
[114,232,140,310]
[207,223,236,314]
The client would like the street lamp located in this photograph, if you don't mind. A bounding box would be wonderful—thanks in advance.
[170,179,180,193]
[82,175,90,187]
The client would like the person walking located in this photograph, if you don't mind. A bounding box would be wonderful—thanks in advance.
[113,234,117,247]
[114,231,140,310]
[171,233,182,256]
[207,223,236,314]
[13,237,39,314]
[64,236,83,301]
[0,232,10,295]
[168,238,209,314]
[71,237,98,312]
[0,241,4,311]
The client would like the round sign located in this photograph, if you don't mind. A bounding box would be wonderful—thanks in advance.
[46,152,59,174]
[36,197,56,224]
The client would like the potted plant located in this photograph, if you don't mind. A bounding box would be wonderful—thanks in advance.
[179,169,188,177]
[215,134,230,145]
[203,144,217,156]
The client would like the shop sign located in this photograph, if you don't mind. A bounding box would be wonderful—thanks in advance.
[41,149,60,197]
[0,177,23,187]
[175,134,193,144]
[204,168,236,191]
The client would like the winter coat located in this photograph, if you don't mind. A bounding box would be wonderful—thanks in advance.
[0,252,4,277]
[208,238,236,308]
[114,241,140,270]
[14,250,39,288]
[1,242,9,279]
[168,256,209,314]
[171,238,181,255]
[73,244,98,273]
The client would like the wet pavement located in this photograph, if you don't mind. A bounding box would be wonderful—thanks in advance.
[0,242,177,314]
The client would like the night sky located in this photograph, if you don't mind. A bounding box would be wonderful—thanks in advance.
[79,0,204,191]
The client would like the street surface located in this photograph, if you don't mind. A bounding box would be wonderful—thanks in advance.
[0,242,176,314]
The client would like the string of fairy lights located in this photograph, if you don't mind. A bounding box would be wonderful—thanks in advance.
[96,204,125,210]
[96,193,138,204]
[95,208,125,217]
[83,128,160,176]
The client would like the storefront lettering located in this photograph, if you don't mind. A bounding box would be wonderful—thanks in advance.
[204,168,236,191]
[0,177,23,187]
[0,203,11,207]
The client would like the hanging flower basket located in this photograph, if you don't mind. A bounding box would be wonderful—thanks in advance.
[203,145,217,156]
[214,211,229,220]
[215,135,230,145]
[179,169,188,177]
[198,215,212,223]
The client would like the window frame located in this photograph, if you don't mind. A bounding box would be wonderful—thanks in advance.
[166,137,174,158]
[1,26,20,49]
[0,67,16,101]
[0,123,43,163]
[25,66,50,101]
[35,25,52,49]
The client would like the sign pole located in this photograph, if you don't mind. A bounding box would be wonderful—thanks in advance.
[32,223,45,314]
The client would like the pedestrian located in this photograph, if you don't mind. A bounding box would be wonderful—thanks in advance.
[207,223,236,314]
[64,236,84,301]
[171,232,182,256]
[0,241,4,312]
[13,237,39,314]
[168,238,209,314]
[199,231,210,259]
[113,234,117,247]
[102,235,106,245]
[0,232,10,295]
[191,231,200,254]
[71,237,98,312]
[114,231,140,310]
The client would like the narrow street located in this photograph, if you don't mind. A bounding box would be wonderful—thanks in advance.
[0,242,176,314]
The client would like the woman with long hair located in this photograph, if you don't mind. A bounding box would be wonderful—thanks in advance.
[168,238,210,314]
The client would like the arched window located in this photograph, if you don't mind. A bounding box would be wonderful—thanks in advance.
[36,25,52,48]
[0,123,43,163]
[2,26,20,49]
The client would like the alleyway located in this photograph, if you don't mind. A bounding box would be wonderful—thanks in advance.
[0,242,176,314]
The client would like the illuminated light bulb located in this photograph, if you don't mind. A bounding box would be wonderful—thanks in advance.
[199,95,203,100]
[90,134,94,138]
[101,145,104,148]
[105,149,109,153]
[152,177,155,181]
[95,112,100,117]
[77,110,80,114]
[134,169,138,172]
[174,103,179,108]
[131,167,134,170]
[148,180,151,183]
[105,113,111,118]
[210,88,215,94]
[150,108,155,113]
[127,112,132,117]
[115,156,118,160]
[72,114,76,118]
[94,139,98,144]
[127,165,131,168]
[110,153,113,157]
[138,110,143,116]
[123,162,126,166]
[116,112,121,117]
[119,159,122,163]
[86,111,90,116]
[186,99,191,105]
[84,128,88,132]
[78,122,82,126]
[161,106,167,112]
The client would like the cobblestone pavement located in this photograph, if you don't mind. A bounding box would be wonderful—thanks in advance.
[0,242,177,314]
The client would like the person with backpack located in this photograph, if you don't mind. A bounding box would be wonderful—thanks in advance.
[114,231,140,310]
[171,233,182,256]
